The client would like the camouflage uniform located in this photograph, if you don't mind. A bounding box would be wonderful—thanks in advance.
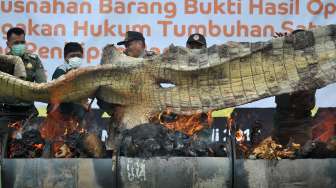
[273,90,316,145]
[11,52,47,83]
[0,52,46,133]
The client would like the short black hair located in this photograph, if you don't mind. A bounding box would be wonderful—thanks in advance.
[7,27,25,40]
[64,42,83,58]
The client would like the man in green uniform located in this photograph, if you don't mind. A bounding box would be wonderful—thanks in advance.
[0,27,47,133]
[98,31,157,150]
[98,31,156,117]
[6,28,46,83]
[117,31,156,58]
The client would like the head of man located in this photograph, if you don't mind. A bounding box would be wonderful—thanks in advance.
[186,33,207,49]
[64,42,84,69]
[6,27,26,57]
[117,31,146,58]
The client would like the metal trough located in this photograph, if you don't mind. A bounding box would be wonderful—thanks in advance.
[1,108,335,188]
[1,158,335,188]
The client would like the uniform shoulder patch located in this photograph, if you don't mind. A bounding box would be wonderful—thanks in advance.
[26,53,43,66]
[26,63,33,69]
[27,53,38,59]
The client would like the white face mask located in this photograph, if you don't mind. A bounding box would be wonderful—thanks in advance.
[67,57,82,68]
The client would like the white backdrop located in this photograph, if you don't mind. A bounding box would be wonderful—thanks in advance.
[0,0,335,107]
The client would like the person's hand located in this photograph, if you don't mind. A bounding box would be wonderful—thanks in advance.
[273,32,289,38]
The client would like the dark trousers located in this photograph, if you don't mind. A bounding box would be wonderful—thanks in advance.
[273,113,313,145]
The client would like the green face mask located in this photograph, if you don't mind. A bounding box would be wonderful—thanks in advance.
[11,44,26,56]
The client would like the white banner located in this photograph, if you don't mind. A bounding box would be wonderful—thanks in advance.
[0,0,335,107]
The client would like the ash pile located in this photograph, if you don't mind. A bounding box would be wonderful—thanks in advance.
[119,123,227,158]
[3,107,336,159]
[236,134,336,160]
[5,110,106,158]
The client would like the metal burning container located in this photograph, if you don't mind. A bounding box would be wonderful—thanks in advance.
[0,108,335,188]
[1,158,335,188]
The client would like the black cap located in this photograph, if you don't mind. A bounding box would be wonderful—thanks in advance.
[187,33,206,46]
[117,31,145,45]
[64,42,83,58]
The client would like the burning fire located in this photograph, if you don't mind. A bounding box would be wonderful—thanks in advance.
[40,110,81,140]
[39,107,87,157]
[6,100,106,158]
[250,137,301,160]
[158,109,212,136]
[235,129,244,143]
[8,121,22,130]
[33,144,44,150]
[7,121,45,158]
[313,112,336,142]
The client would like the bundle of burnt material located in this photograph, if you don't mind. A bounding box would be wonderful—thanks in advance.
[119,123,227,158]
[51,132,105,158]
[8,129,44,158]
[7,129,105,158]
[239,136,336,160]
[298,138,336,158]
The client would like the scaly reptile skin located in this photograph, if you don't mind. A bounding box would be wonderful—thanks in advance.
[1,25,336,127]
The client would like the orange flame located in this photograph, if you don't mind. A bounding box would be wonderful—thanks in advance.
[33,144,44,150]
[313,112,336,142]
[40,106,85,155]
[235,129,245,143]
[8,121,22,130]
[159,110,212,136]
[40,108,81,140]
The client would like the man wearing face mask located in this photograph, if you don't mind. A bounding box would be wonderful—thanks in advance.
[186,33,207,49]
[0,27,46,132]
[52,42,83,79]
[6,28,46,83]
[49,42,87,119]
